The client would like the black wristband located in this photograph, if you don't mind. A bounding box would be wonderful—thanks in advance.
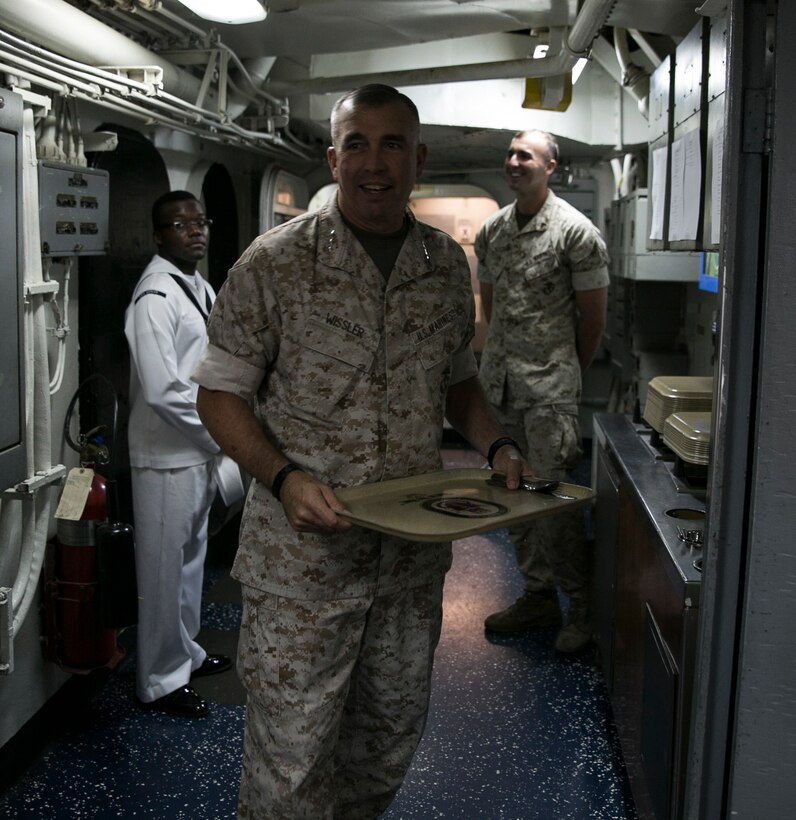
[487,436,520,469]
[271,463,302,501]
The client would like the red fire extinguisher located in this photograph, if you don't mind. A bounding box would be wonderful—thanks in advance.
[50,427,120,671]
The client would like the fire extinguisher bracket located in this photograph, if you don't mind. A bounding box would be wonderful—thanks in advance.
[53,579,99,604]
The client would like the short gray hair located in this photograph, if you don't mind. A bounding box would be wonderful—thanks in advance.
[331,84,420,146]
[513,129,559,163]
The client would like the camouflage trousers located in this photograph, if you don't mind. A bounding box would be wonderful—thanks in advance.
[493,403,590,602]
[236,577,445,819]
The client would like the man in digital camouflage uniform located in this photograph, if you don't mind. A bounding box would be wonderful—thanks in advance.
[478,129,609,655]
[192,84,532,819]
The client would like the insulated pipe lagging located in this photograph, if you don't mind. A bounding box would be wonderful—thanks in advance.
[614,28,633,79]
[613,28,650,118]
[11,108,53,634]
[622,152,635,197]
[0,0,188,97]
[0,0,240,114]
[610,157,623,198]
[568,0,619,55]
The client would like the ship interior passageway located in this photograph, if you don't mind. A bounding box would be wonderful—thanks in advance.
[0,445,636,819]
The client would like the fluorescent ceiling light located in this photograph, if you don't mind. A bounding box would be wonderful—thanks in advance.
[176,0,266,24]
[572,57,588,84]
[532,46,588,84]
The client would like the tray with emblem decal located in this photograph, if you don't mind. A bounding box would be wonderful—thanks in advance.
[335,468,594,542]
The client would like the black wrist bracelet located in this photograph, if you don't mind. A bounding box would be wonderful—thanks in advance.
[271,463,302,501]
[487,436,520,469]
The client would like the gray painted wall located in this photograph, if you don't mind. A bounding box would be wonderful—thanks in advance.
[728,0,796,813]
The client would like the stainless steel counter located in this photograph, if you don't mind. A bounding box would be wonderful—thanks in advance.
[593,412,704,606]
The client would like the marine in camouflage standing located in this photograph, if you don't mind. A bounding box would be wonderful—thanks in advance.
[192,84,533,819]
[477,129,609,654]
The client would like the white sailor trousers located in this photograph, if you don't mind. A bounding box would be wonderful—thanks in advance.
[131,461,216,701]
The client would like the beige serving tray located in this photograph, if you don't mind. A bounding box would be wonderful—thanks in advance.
[335,468,595,542]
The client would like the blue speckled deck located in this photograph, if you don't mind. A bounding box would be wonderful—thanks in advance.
[382,527,635,819]
[0,448,635,819]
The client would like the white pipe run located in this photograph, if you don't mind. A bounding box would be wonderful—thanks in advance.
[0,18,304,157]
[622,151,636,196]
[614,28,650,119]
[611,157,623,197]
[610,152,639,198]
[9,108,54,637]
[267,0,618,96]
[568,0,618,55]
[0,0,204,103]
[0,0,270,119]
[0,42,309,159]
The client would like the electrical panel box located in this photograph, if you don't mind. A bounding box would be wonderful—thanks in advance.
[703,15,727,250]
[648,54,672,145]
[39,161,110,256]
[672,20,708,130]
[0,89,26,492]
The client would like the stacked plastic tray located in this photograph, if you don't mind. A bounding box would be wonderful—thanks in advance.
[642,376,714,434]
[663,411,712,465]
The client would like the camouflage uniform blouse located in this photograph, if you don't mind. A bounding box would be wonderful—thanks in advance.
[193,198,476,600]
[476,190,610,408]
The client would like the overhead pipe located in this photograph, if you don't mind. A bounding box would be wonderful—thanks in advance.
[614,28,650,118]
[610,156,624,198]
[627,28,666,67]
[568,0,619,53]
[267,0,618,96]
[0,0,286,124]
[0,39,207,127]
[267,51,580,96]
[0,32,146,99]
[83,0,287,113]
[0,0,205,103]
[0,32,310,159]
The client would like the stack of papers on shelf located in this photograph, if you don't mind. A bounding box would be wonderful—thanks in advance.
[642,375,714,433]
[663,411,712,465]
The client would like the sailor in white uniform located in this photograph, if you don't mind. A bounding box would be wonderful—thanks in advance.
[124,190,232,718]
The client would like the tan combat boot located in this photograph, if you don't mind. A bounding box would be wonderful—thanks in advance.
[554,599,593,654]
[484,590,562,633]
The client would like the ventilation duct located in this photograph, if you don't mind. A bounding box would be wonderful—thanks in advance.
[267,0,618,96]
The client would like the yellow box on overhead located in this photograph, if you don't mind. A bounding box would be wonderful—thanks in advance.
[523,74,573,111]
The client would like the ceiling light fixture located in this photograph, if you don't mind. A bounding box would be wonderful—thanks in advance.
[572,57,588,84]
[176,0,266,24]
[532,45,588,85]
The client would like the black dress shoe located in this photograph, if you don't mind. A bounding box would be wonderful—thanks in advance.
[142,685,209,718]
[192,653,232,678]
